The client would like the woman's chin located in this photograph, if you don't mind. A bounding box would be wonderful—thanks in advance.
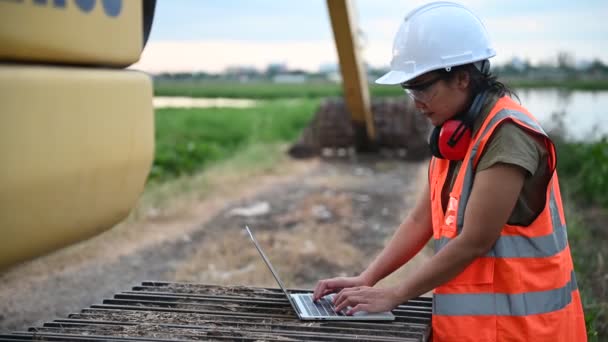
[429,118,444,127]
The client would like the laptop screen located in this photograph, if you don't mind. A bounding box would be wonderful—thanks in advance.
[245,226,292,299]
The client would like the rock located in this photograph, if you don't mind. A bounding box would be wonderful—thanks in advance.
[227,202,271,217]
[311,205,333,221]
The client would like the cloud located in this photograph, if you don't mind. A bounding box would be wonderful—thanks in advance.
[131,40,338,74]
[362,3,608,67]
[131,35,607,75]
[134,0,607,73]
[485,8,607,40]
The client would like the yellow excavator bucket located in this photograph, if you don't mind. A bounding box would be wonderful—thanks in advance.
[0,0,155,271]
[0,65,154,271]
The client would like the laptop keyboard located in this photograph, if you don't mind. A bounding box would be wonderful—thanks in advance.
[300,294,345,317]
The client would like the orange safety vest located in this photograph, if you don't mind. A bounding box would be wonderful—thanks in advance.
[429,96,587,341]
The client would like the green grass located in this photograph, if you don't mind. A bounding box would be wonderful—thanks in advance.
[153,80,435,99]
[150,98,318,182]
[555,137,608,208]
[554,137,608,340]
[154,79,608,99]
[154,81,343,99]
[562,198,607,341]
[132,142,292,220]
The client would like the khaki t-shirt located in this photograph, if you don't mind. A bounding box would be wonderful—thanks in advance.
[441,92,552,226]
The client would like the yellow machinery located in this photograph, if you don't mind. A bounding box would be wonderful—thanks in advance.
[0,0,427,271]
[0,0,156,270]
[289,1,429,158]
[327,0,376,143]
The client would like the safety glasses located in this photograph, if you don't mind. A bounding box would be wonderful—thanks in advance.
[401,74,444,103]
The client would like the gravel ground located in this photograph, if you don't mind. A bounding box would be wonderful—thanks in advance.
[0,156,431,332]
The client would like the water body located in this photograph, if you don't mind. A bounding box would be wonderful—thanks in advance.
[153,97,257,109]
[517,89,608,141]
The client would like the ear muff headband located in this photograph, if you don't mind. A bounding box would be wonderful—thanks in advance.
[462,89,489,126]
[429,126,442,158]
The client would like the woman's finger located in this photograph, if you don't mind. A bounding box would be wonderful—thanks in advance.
[312,280,327,301]
[333,287,356,306]
[313,279,337,301]
[334,295,365,313]
[347,303,370,316]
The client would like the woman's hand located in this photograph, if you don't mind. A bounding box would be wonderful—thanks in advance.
[332,286,402,315]
[312,275,370,302]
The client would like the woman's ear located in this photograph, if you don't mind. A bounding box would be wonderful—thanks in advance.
[456,70,470,89]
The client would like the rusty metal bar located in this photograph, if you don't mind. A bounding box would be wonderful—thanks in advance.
[60,312,426,339]
[74,307,429,331]
[31,322,420,342]
[0,282,432,341]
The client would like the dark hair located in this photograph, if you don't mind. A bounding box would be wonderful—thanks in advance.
[438,63,519,102]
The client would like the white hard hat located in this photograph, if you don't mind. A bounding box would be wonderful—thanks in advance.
[376,1,496,85]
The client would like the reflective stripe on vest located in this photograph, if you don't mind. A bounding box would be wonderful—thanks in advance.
[434,270,578,316]
[434,188,567,257]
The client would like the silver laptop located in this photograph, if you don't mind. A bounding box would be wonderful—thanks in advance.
[245,226,395,321]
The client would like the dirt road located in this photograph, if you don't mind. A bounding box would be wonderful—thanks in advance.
[0,155,432,332]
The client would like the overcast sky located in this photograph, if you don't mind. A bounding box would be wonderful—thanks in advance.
[130,0,608,74]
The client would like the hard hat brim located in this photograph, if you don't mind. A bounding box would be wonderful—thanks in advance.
[375,70,414,85]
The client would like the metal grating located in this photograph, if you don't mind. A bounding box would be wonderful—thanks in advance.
[0,281,432,341]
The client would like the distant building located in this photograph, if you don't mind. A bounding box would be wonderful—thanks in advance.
[318,63,341,83]
[509,57,527,72]
[225,65,258,74]
[266,62,288,75]
[319,63,339,73]
[273,73,307,84]
[326,71,342,83]
[575,59,592,70]
[224,65,259,82]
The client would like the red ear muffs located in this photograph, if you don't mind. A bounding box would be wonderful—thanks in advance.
[433,120,472,160]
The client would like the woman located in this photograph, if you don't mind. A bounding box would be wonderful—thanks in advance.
[312,2,587,341]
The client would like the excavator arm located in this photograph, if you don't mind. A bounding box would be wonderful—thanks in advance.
[326,0,376,143]
[289,0,429,158]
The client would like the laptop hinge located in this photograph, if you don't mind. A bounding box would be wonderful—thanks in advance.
[289,294,303,315]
